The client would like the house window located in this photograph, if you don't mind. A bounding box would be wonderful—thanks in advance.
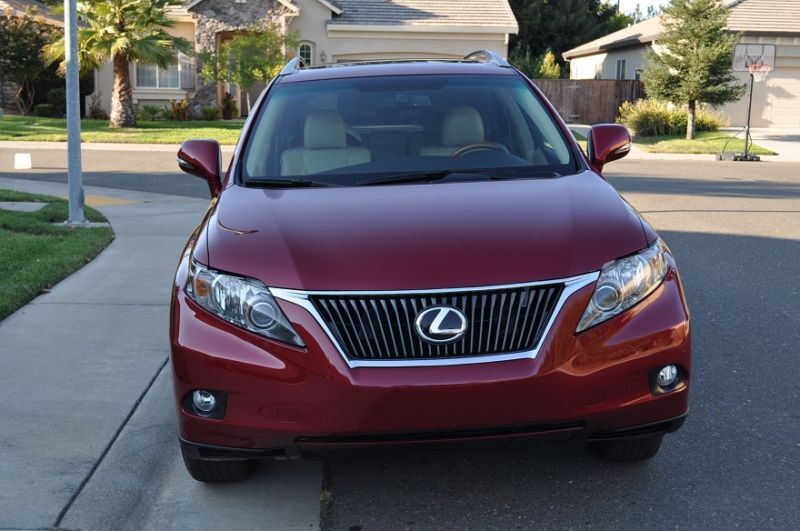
[298,42,313,66]
[616,59,626,80]
[135,53,194,89]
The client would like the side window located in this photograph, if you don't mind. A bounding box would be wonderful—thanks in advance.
[298,42,313,66]
[616,59,626,80]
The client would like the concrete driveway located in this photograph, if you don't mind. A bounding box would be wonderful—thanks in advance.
[1,147,799,529]
[742,127,800,161]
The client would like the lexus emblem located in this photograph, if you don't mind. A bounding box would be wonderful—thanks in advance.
[414,306,468,343]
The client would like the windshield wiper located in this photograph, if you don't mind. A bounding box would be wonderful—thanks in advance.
[356,171,455,186]
[356,168,561,187]
[246,178,335,188]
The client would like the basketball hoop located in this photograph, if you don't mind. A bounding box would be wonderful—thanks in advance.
[748,63,771,82]
[726,44,776,162]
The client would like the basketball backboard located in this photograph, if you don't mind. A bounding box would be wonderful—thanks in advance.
[733,44,776,72]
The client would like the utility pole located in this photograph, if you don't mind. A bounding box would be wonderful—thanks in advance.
[64,0,85,224]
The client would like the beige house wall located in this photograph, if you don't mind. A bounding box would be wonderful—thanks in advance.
[85,20,196,116]
[288,1,509,65]
[86,3,513,116]
[719,35,800,128]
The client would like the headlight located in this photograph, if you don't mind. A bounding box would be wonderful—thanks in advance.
[185,260,305,347]
[576,240,669,332]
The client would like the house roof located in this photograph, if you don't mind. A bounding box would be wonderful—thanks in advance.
[327,0,518,33]
[727,0,800,34]
[562,16,661,59]
[0,0,62,27]
[563,0,800,60]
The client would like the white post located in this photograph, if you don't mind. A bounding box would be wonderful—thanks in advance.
[64,0,84,224]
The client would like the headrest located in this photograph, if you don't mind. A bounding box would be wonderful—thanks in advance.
[442,107,484,147]
[304,110,347,150]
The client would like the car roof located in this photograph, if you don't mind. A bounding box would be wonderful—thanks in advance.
[277,54,518,83]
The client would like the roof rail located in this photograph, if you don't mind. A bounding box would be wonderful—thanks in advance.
[278,56,305,76]
[463,50,510,67]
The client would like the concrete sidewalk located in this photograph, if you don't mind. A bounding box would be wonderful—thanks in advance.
[0,140,237,153]
[0,177,321,529]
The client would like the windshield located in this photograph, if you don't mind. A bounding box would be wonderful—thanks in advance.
[242,74,578,186]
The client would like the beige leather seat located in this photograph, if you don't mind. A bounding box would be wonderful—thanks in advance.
[420,106,485,156]
[281,110,370,176]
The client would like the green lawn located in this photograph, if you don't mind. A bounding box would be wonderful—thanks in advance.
[0,115,243,145]
[0,190,114,320]
[634,131,776,155]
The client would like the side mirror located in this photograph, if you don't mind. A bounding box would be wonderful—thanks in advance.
[587,124,631,173]
[177,139,223,197]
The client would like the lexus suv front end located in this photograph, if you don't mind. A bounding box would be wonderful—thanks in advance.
[171,51,690,482]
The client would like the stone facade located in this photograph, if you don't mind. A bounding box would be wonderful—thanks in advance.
[187,0,291,116]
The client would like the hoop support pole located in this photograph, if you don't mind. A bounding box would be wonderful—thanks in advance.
[745,71,754,158]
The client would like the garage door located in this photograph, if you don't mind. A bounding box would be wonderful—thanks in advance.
[766,68,800,127]
[722,67,800,127]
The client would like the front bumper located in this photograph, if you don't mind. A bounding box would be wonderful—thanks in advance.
[170,266,691,452]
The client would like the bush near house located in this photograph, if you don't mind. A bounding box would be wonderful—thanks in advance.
[617,99,726,137]
[33,103,58,117]
[136,104,165,121]
[201,106,220,121]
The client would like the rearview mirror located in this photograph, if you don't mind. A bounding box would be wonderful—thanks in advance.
[587,124,631,173]
[177,139,223,197]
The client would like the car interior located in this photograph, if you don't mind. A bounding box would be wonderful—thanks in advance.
[243,75,574,181]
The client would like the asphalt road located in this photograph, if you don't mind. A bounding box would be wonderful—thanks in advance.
[2,149,799,529]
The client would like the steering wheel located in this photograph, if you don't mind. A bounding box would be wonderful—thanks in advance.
[451,143,509,157]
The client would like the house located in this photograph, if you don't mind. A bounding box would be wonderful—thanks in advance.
[562,0,800,128]
[0,0,62,111]
[85,0,518,117]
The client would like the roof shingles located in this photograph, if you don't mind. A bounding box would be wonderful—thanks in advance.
[329,0,518,31]
[563,0,800,60]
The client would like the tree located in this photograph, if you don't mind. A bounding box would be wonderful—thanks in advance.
[43,0,191,127]
[508,0,630,68]
[642,0,745,139]
[0,7,55,114]
[539,50,561,79]
[631,3,661,23]
[199,22,297,114]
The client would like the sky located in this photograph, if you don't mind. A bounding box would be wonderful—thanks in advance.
[613,0,670,16]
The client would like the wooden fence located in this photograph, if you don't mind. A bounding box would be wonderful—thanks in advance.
[533,79,644,124]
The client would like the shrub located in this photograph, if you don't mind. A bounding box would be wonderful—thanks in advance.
[136,104,164,121]
[508,45,541,79]
[33,103,58,117]
[538,50,561,79]
[617,99,728,137]
[201,106,219,120]
[221,93,238,120]
[167,98,190,121]
[46,88,66,115]
[87,92,108,120]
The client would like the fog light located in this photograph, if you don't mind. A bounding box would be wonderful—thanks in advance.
[656,365,678,388]
[192,390,217,415]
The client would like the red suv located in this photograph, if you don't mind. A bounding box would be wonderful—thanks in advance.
[172,51,690,482]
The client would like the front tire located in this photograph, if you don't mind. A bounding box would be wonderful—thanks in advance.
[181,446,259,483]
[591,434,664,462]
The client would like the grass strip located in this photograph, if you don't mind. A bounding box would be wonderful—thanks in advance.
[0,189,114,320]
[0,115,243,145]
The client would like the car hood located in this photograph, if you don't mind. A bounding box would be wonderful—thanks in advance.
[203,171,648,291]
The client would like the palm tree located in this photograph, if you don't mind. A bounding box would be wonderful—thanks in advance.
[43,0,191,127]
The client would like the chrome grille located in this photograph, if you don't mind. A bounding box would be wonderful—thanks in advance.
[310,284,564,361]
